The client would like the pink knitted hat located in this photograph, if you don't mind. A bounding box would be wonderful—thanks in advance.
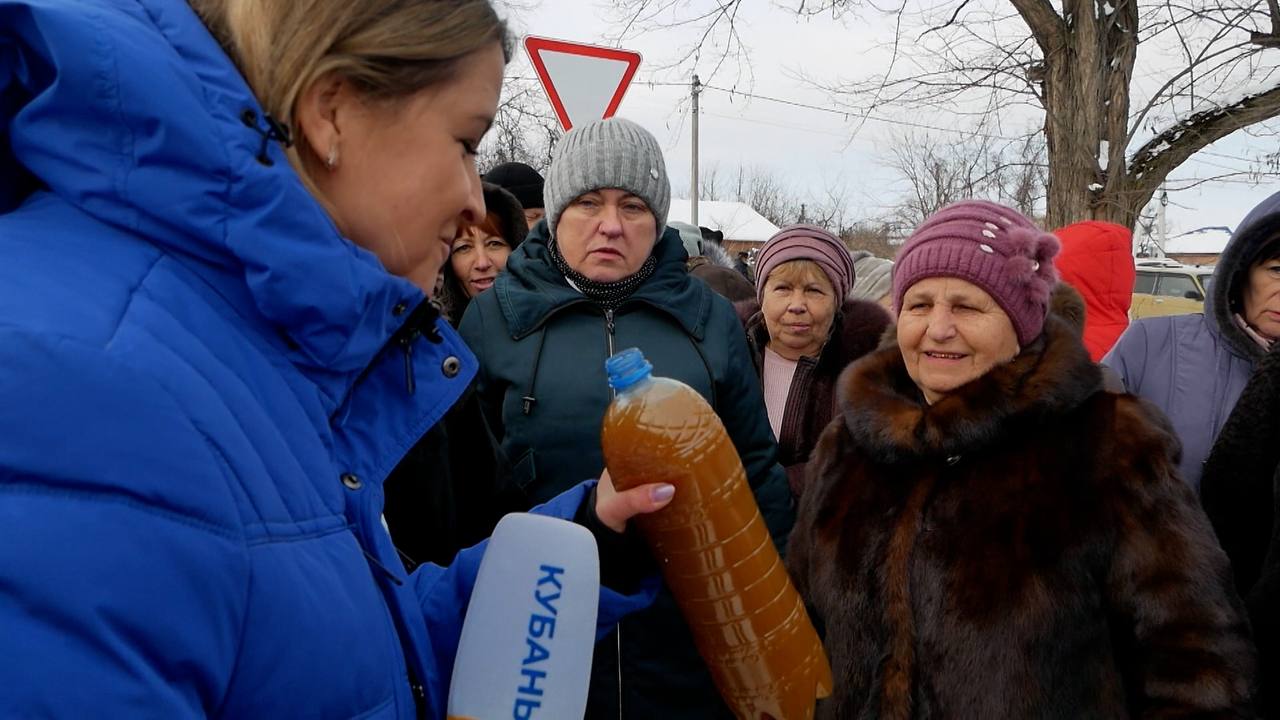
[755,224,855,304]
[893,200,1060,345]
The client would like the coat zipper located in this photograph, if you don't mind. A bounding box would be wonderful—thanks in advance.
[605,307,622,719]
[605,308,617,360]
[616,623,624,720]
[399,327,421,395]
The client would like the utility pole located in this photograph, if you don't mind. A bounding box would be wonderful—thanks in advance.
[691,74,700,227]
[1156,186,1169,258]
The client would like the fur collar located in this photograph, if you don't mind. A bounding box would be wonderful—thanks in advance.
[839,315,1102,463]
[700,241,736,269]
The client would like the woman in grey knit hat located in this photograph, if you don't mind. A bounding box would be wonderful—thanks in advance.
[459,117,793,720]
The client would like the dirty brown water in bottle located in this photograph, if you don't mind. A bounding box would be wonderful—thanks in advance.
[601,357,832,720]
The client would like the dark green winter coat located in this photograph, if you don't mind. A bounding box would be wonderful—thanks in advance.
[459,221,794,719]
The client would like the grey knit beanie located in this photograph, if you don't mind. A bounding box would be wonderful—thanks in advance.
[543,117,670,241]
[850,252,894,302]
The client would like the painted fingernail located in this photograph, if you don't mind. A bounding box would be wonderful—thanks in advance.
[650,484,675,503]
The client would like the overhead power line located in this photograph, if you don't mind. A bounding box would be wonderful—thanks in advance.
[506,75,1016,140]
[506,74,1271,172]
[696,82,1017,141]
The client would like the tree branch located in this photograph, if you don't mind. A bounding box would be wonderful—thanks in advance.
[1258,0,1280,41]
[918,0,976,41]
[1008,0,1066,53]
[1126,38,1256,146]
[1129,84,1280,191]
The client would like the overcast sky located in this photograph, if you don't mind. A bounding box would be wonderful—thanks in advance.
[498,0,1279,238]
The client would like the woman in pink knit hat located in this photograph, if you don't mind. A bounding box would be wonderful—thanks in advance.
[735,223,891,498]
[787,200,1255,718]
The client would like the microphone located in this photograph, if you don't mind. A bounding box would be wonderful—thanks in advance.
[447,513,600,720]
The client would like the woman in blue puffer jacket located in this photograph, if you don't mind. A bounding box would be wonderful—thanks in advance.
[0,1,669,717]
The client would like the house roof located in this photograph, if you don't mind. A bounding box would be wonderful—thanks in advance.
[667,199,780,242]
[1163,226,1233,255]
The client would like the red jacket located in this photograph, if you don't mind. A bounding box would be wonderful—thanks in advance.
[1054,221,1135,361]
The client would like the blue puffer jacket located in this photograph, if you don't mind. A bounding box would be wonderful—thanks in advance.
[0,1,644,718]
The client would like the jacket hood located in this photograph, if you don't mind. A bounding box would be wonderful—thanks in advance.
[839,314,1102,463]
[1,0,424,379]
[667,220,704,259]
[494,221,712,339]
[1054,221,1134,319]
[1053,221,1133,360]
[1210,190,1280,361]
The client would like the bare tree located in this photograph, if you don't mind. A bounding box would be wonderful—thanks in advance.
[477,78,563,174]
[841,221,902,259]
[603,0,1280,230]
[797,174,859,230]
[699,162,725,201]
[693,164,806,225]
[739,165,803,225]
[695,163,881,235]
[883,127,1047,228]
[994,133,1049,218]
[887,131,994,228]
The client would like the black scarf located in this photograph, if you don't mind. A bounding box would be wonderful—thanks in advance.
[548,238,658,310]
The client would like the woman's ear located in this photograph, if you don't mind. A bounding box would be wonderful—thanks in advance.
[295,73,352,169]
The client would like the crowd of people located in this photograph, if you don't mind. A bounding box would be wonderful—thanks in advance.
[1,0,1275,717]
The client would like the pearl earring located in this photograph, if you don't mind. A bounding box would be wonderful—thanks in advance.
[325,146,338,170]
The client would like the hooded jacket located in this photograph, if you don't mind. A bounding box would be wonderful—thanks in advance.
[459,220,793,719]
[1054,221,1135,361]
[1103,192,1280,489]
[737,297,892,497]
[0,2,645,717]
[790,315,1256,719]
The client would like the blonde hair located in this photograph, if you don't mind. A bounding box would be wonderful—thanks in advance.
[191,0,508,186]
[765,259,834,294]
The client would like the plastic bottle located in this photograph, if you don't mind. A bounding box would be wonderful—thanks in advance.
[600,348,832,720]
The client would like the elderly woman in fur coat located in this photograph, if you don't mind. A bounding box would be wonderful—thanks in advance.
[788,200,1256,718]
[737,224,892,498]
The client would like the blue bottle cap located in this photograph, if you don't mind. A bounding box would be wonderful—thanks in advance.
[605,348,653,392]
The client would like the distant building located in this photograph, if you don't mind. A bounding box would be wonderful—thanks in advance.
[668,199,780,258]
[1163,226,1232,266]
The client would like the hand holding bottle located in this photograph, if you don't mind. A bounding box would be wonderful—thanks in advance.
[594,468,675,533]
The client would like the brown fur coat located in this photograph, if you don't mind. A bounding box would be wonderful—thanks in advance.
[788,314,1257,719]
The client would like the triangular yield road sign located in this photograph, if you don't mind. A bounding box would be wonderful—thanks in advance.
[524,36,642,131]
